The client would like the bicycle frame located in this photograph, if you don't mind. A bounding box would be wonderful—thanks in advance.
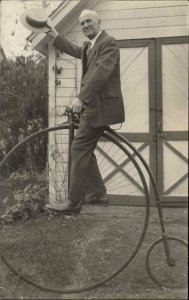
[106,127,175,267]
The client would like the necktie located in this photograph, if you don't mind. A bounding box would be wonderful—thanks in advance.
[87,42,92,55]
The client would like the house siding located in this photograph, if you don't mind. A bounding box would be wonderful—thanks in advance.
[69,0,188,41]
[55,53,78,123]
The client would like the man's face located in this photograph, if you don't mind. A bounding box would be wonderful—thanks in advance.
[80,13,101,40]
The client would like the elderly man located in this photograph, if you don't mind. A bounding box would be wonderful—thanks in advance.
[46,9,125,212]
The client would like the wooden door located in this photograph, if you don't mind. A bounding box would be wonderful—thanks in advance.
[118,37,188,206]
[156,37,188,206]
[118,39,156,205]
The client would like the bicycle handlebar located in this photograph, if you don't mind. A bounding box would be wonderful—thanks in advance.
[63,106,81,123]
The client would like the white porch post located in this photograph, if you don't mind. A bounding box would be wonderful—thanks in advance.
[48,43,57,204]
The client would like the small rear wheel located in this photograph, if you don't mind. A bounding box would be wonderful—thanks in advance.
[146,236,188,288]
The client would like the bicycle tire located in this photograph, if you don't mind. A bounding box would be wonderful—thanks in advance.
[146,236,188,288]
[0,124,150,294]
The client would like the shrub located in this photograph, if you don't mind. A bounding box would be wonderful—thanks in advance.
[0,181,48,224]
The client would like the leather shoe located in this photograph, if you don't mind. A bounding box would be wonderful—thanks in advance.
[84,193,109,206]
[45,201,81,213]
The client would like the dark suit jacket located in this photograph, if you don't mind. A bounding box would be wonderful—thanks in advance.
[53,30,125,128]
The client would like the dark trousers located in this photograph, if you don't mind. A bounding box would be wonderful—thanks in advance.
[69,112,106,203]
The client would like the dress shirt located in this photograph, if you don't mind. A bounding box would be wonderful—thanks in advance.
[89,31,102,49]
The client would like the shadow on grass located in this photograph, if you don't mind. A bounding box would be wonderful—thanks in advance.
[0,207,188,300]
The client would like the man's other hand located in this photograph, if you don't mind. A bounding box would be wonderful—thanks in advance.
[70,98,83,113]
[46,20,58,38]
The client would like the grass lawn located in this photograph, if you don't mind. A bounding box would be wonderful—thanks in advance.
[0,206,188,299]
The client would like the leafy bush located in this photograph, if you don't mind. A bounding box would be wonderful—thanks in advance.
[1,182,48,224]
[0,55,48,167]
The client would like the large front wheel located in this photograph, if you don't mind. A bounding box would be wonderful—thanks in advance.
[0,125,150,294]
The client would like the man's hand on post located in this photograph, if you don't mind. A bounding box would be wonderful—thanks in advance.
[70,98,83,113]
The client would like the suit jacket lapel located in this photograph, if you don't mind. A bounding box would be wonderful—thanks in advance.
[87,31,107,68]
[81,42,89,77]
[86,43,97,67]
[82,31,108,73]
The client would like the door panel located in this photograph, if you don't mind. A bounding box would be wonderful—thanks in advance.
[163,141,188,195]
[120,47,149,133]
[119,45,152,201]
[157,40,188,205]
[162,43,188,131]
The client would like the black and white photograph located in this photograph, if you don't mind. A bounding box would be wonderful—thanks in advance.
[0,0,188,299]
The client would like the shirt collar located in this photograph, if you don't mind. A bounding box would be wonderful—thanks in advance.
[89,30,102,48]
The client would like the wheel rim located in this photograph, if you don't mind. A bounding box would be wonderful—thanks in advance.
[0,126,150,293]
[146,237,188,288]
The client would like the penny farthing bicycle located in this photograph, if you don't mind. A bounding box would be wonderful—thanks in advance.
[0,108,187,294]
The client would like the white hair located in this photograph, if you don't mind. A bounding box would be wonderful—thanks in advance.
[79,9,100,21]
